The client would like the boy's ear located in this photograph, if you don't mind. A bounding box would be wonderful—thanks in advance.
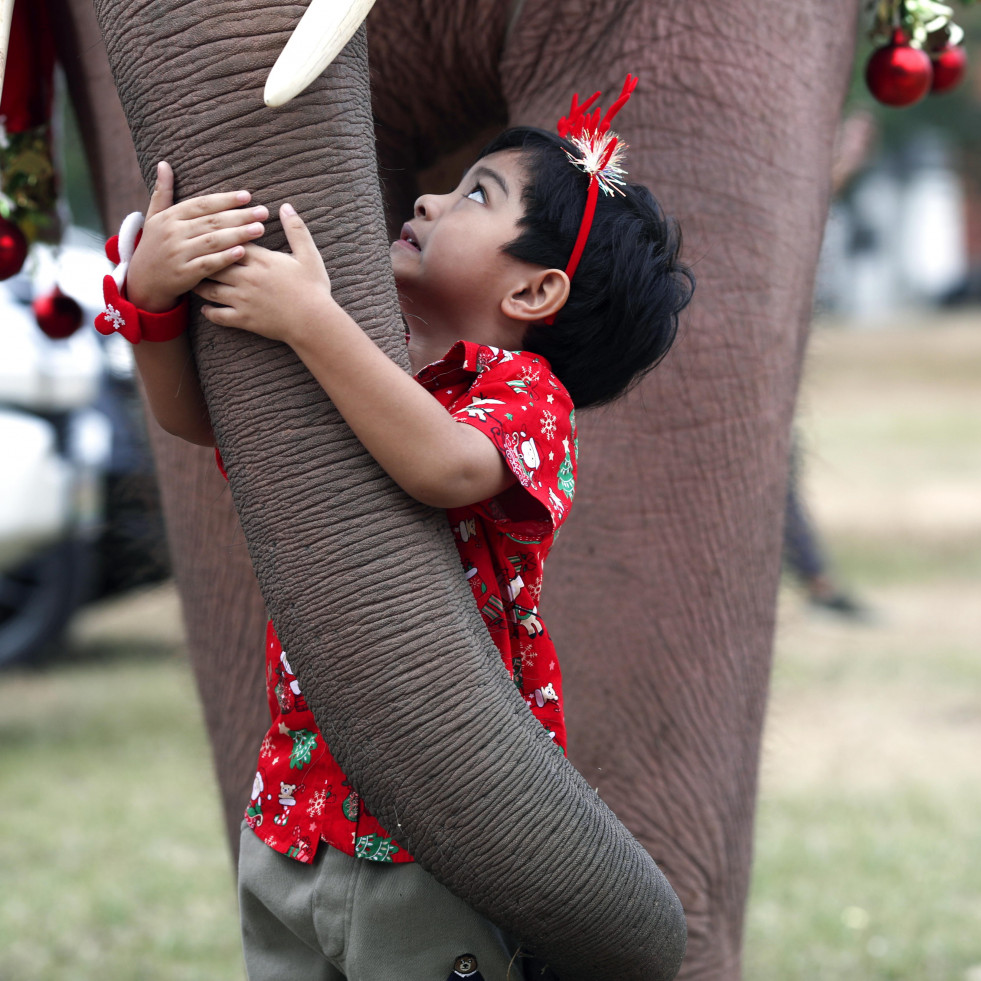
[501,268,570,324]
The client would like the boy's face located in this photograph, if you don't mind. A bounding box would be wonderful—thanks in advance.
[391,150,531,332]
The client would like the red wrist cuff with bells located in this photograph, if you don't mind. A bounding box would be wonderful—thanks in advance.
[94,214,190,344]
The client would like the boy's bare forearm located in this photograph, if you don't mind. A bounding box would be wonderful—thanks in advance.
[133,335,215,447]
[290,304,511,509]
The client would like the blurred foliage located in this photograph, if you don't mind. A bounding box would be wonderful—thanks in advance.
[56,81,103,234]
[0,126,60,242]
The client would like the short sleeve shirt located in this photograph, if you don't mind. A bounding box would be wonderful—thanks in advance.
[244,342,577,865]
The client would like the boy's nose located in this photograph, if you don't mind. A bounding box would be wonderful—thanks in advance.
[414,193,439,220]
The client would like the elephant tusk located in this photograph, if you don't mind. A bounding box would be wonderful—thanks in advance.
[0,0,15,98]
[264,0,377,108]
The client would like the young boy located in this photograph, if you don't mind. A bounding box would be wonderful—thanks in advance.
[109,80,693,980]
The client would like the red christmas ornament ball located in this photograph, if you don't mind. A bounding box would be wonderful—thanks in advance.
[865,30,933,107]
[0,217,29,280]
[930,43,967,94]
[33,288,85,340]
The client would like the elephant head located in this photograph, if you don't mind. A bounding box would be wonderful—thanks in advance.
[83,1,686,977]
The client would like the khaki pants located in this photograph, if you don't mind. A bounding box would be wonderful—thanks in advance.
[238,823,525,981]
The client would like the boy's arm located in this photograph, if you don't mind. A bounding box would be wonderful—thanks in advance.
[123,162,269,447]
[195,206,514,509]
[131,334,216,447]
[292,305,515,508]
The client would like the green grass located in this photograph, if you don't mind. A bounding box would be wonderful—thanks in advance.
[821,537,981,586]
[748,588,981,981]
[748,789,981,979]
[0,653,245,981]
[752,589,981,980]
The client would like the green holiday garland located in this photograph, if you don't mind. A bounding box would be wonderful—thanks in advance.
[0,124,59,244]
[866,0,976,46]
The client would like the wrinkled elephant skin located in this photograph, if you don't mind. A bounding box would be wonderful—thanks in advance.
[55,0,860,977]
[84,1,688,978]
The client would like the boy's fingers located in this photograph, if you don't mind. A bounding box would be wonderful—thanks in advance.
[175,190,255,220]
[192,246,247,282]
[186,221,266,257]
[281,204,320,264]
[192,278,233,304]
[145,161,174,220]
[186,206,268,240]
[200,303,235,327]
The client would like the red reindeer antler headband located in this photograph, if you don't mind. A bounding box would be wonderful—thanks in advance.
[557,73,638,283]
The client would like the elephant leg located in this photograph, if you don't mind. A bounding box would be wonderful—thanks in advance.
[145,430,269,853]
[500,2,859,978]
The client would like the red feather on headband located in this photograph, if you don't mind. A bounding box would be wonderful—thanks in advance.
[555,74,637,285]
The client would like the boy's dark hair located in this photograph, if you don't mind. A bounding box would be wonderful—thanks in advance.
[478,127,694,409]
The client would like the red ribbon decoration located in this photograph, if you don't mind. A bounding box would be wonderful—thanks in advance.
[0,0,56,133]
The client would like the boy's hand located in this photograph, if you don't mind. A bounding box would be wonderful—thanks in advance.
[126,161,269,313]
[193,204,334,345]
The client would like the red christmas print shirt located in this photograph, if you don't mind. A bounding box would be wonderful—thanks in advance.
[243,341,577,865]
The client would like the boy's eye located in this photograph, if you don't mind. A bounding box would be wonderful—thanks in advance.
[466,185,487,204]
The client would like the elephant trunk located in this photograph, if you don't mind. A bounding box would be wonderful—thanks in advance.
[92,2,685,976]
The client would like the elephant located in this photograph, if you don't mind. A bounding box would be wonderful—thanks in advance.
[44,0,860,977]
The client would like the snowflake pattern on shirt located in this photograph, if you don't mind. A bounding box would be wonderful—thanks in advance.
[242,342,577,865]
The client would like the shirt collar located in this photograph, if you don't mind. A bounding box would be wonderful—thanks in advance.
[415,340,503,382]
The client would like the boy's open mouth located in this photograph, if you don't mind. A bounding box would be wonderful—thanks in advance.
[398,223,421,251]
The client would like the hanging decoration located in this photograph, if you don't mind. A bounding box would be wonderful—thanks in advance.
[0,0,59,279]
[929,34,969,90]
[0,213,27,279]
[33,286,84,339]
[863,1,974,106]
[865,27,934,105]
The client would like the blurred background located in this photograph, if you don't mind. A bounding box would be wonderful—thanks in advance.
[1,7,980,980]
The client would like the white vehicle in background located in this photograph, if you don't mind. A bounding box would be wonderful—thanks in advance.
[0,230,167,665]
